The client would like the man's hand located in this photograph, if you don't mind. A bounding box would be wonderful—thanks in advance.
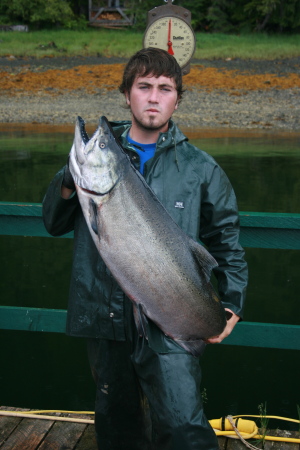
[61,157,75,199]
[62,158,75,190]
[205,309,240,344]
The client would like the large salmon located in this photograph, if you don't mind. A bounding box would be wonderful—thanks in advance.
[69,116,227,356]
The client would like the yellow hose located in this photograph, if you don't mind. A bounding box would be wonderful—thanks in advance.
[209,415,300,444]
[255,434,300,444]
[232,414,299,424]
[21,409,94,415]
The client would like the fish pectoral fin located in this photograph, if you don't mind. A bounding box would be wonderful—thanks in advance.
[176,338,207,357]
[189,238,218,283]
[89,198,99,236]
[133,303,149,339]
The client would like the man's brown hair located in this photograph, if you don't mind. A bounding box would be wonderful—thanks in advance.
[119,47,184,101]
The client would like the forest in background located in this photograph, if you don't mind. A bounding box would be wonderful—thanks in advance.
[0,0,300,34]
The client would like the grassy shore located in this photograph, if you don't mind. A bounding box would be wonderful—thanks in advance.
[1,28,300,60]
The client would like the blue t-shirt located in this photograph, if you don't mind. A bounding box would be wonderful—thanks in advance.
[127,134,156,174]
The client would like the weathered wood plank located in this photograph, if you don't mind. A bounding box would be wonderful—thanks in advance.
[0,416,54,450]
[0,409,94,449]
[0,407,24,446]
[226,437,247,449]
[217,436,227,449]
[38,420,87,450]
[74,424,97,450]
[0,409,299,450]
[226,429,300,450]
[264,429,300,449]
[0,415,22,446]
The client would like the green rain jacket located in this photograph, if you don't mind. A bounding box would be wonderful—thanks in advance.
[42,119,248,345]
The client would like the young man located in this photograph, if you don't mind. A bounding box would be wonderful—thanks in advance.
[43,48,248,450]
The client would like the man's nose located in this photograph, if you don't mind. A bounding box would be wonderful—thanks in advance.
[148,88,159,102]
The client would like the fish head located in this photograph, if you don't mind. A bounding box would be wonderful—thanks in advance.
[69,116,126,194]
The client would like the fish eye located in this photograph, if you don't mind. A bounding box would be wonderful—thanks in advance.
[99,142,106,149]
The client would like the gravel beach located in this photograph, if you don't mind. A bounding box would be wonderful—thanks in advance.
[0,55,299,131]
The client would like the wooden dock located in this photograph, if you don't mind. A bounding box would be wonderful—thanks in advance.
[0,407,97,449]
[1,407,299,449]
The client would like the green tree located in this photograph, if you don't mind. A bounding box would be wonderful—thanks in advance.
[126,0,159,30]
[0,0,81,28]
[177,0,211,31]
[244,0,300,32]
[244,0,281,31]
[267,0,300,32]
[206,0,236,32]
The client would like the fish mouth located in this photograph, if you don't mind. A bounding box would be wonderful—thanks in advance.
[77,116,90,144]
[77,115,111,145]
[78,179,117,197]
[76,115,120,154]
[80,187,100,195]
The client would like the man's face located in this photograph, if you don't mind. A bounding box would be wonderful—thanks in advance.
[125,74,179,133]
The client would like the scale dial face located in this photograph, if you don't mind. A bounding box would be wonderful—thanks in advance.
[143,16,195,69]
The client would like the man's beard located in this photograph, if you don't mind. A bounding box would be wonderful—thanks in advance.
[132,112,170,133]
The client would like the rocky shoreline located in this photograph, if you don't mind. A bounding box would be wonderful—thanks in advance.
[1,56,299,131]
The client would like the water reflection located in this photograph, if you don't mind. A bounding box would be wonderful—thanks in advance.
[189,132,300,214]
[0,125,299,427]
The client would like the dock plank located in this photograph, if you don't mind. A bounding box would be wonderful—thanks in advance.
[217,436,227,449]
[264,430,300,449]
[0,408,95,450]
[0,415,23,446]
[0,416,54,449]
[226,437,248,449]
[1,407,299,449]
[75,424,97,449]
[38,420,87,450]
[0,407,30,447]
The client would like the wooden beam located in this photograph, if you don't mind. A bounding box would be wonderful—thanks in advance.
[1,202,300,248]
[221,321,300,350]
[1,306,299,350]
[239,211,300,249]
[0,306,66,333]
[0,202,73,238]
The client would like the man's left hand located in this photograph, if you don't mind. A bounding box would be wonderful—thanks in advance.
[205,309,240,344]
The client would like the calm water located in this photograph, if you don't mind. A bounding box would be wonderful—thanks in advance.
[0,125,299,427]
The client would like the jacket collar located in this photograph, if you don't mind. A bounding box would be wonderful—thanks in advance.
[110,119,188,151]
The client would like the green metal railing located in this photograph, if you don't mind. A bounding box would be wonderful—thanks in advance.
[1,201,300,350]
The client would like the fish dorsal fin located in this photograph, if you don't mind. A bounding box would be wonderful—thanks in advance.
[189,238,218,283]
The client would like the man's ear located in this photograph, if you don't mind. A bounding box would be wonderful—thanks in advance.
[125,91,130,106]
[174,97,179,110]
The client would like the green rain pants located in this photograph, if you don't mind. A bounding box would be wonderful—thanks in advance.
[87,309,219,450]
